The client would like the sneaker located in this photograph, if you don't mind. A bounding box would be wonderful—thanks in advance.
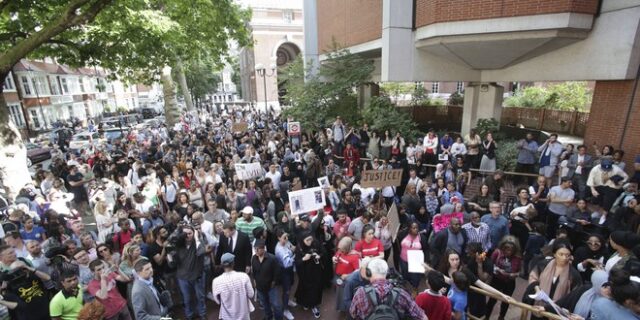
[288,300,297,308]
[206,292,215,301]
[303,306,309,311]
[312,307,320,318]
[283,309,295,320]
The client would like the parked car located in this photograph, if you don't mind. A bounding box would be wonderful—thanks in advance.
[103,127,126,142]
[69,131,105,152]
[26,143,51,167]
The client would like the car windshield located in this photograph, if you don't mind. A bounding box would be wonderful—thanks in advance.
[105,130,122,140]
[73,134,90,141]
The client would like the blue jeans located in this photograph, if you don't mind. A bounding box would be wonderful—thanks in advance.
[281,267,294,308]
[177,273,206,319]
[257,287,283,320]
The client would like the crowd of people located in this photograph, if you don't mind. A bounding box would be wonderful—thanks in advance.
[1,104,640,320]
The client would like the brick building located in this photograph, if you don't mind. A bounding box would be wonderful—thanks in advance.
[3,59,141,134]
[304,0,640,172]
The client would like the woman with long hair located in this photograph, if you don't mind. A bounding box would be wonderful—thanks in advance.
[605,231,640,272]
[525,240,582,319]
[468,184,492,215]
[94,200,115,243]
[486,236,523,319]
[119,243,144,279]
[479,132,497,172]
[354,225,384,259]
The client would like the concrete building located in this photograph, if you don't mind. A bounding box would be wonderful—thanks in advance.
[305,0,640,171]
[237,0,304,112]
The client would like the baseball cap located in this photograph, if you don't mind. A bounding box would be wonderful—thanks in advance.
[299,213,311,222]
[221,253,235,266]
[241,206,254,215]
[601,158,613,171]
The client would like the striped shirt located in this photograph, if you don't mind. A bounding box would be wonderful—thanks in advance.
[461,222,492,252]
[235,217,266,242]
[212,271,255,320]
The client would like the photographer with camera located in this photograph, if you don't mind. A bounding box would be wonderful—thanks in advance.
[167,224,207,320]
[294,231,325,318]
[349,258,427,320]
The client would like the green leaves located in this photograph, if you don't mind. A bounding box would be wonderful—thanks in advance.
[504,82,592,111]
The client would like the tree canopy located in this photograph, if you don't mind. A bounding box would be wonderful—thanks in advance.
[504,82,593,111]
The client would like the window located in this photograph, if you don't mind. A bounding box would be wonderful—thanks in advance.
[67,105,73,118]
[456,81,464,93]
[79,78,86,93]
[60,77,69,94]
[21,76,32,95]
[283,10,293,23]
[7,104,24,127]
[29,109,40,128]
[31,76,49,95]
[431,82,439,94]
[49,76,60,95]
[3,75,14,91]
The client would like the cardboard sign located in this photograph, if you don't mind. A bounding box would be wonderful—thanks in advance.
[288,186,326,216]
[387,203,401,242]
[232,122,248,132]
[235,163,263,180]
[360,169,403,188]
[288,121,301,136]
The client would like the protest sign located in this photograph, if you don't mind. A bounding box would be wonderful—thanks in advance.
[232,122,248,132]
[317,176,330,189]
[360,169,403,188]
[387,203,401,242]
[288,186,326,216]
[234,163,263,180]
[407,250,425,273]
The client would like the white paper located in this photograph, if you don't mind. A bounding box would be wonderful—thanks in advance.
[528,290,570,319]
[288,186,326,216]
[407,250,425,273]
[235,163,263,180]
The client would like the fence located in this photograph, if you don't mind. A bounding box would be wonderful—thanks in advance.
[401,105,589,136]
[501,107,589,136]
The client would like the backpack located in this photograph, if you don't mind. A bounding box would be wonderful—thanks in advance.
[364,286,401,320]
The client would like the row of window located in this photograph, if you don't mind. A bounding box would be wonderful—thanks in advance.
[428,81,465,94]
[3,73,109,96]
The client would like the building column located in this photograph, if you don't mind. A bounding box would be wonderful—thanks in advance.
[303,0,320,80]
[584,80,640,174]
[460,82,504,135]
[358,83,380,108]
[381,0,413,81]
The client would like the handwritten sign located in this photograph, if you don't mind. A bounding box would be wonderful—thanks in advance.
[235,163,263,180]
[232,122,248,132]
[360,169,403,188]
[387,203,401,242]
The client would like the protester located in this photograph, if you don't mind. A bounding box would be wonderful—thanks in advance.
[211,253,254,320]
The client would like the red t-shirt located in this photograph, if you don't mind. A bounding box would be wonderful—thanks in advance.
[355,239,384,258]
[87,273,127,318]
[334,252,360,276]
[415,290,452,320]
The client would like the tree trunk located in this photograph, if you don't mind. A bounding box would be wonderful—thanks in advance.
[0,88,32,200]
[161,66,180,128]
[175,60,194,111]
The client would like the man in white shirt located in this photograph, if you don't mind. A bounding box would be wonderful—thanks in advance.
[587,158,629,212]
[212,253,255,320]
[407,169,423,192]
[547,177,575,238]
[265,164,282,191]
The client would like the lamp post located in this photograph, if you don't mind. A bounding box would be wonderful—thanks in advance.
[255,63,276,116]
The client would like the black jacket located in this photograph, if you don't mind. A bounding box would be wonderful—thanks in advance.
[251,252,281,292]
[429,229,468,268]
[216,230,252,272]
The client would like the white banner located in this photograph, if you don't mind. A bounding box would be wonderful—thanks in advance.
[235,163,263,180]
[288,186,326,216]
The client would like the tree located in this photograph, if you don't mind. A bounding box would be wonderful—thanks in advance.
[280,46,374,130]
[503,82,592,111]
[448,91,464,106]
[0,0,250,198]
[362,96,419,140]
[230,57,242,98]
[380,82,414,104]
[410,84,430,106]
